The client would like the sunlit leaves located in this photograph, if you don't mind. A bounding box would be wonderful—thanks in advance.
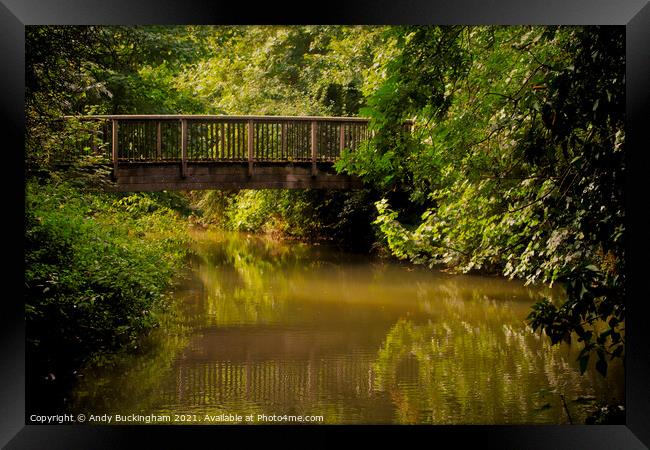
[356,26,625,376]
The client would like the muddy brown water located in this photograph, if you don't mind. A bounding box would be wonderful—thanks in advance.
[70,229,623,424]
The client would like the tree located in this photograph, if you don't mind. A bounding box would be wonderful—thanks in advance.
[339,26,625,375]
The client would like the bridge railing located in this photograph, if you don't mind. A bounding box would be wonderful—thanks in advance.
[57,115,412,177]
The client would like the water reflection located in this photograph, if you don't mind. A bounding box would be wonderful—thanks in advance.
[71,229,623,424]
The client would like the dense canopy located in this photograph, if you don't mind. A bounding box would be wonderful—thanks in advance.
[25,25,625,393]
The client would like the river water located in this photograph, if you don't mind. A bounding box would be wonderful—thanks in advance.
[71,229,624,424]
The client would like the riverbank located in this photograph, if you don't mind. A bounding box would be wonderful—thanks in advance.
[25,178,193,413]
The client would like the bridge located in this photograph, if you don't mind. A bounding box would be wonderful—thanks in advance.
[56,115,409,191]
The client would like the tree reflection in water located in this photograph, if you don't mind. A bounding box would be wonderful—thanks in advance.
[70,230,623,424]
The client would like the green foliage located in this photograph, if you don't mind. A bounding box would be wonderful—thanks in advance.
[337,26,470,193]
[341,26,626,375]
[195,189,378,250]
[174,26,387,116]
[25,180,190,377]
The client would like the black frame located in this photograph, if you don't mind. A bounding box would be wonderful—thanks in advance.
[2,1,649,448]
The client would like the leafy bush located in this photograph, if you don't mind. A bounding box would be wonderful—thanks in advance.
[25,180,190,379]
[194,188,379,250]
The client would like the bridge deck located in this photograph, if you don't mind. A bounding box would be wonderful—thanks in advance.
[56,115,409,190]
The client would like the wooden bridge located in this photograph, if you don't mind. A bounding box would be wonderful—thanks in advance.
[57,115,408,191]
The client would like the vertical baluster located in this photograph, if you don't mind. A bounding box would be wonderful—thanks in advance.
[138,122,143,159]
[202,122,205,159]
[145,121,149,159]
[142,122,146,159]
[267,123,271,160]
[311,120,317,177]
[192,122,196,160]
[235,122,240,160]
[144,121,150,160]
[256,123,260,160]
[247,119,254,176]
[230,122,235,160]
[216,122,219,159]
[261,122,265,160]
[281,122,287,160]
[223,122,227,160]
[112,119,118,180]
[236,122,240,160]
[232,122,236,160]
[230,122,234,160]
[275,123,279,160]
[156,121,162,160]
[124,122,128,160]
[181,119,188,178]
[193,121,198,160]
[131,122,135,160]
[259,122,263,160]
[123,122,128,160]
[132,122,135,159]
[207,122,211,159]
[209,122,216,160]
[132,122,136,159]
[218,122,223,160]
[206,122,210,159]
[143,122,146,159]
[146,121,149,159]
[326,122,330,160]
[122,122,126,160]
[201,122,205,159]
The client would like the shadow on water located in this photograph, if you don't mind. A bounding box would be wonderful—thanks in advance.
[70,229,624,424]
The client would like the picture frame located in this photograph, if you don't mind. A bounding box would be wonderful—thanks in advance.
[2,0,648,447]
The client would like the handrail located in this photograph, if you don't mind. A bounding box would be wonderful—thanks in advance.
[63,114,395,123]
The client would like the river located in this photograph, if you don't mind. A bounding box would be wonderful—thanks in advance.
[70,229,624,424]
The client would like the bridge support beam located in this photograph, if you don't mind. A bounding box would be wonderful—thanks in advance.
[112,162,362,191]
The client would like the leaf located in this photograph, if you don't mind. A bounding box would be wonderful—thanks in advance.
[579,354,589,374]
[592,99,599,111]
